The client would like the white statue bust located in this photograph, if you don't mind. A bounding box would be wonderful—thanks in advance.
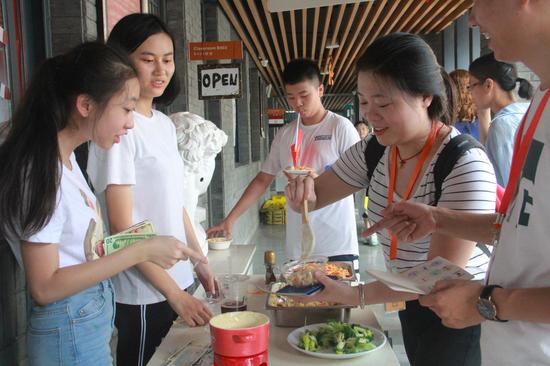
[170,112,228,256]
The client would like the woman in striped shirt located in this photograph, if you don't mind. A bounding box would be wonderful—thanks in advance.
[286,33,496,366]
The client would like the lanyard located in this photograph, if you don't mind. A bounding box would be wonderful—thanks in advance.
[387,122,441,260]
[494,90,550,232]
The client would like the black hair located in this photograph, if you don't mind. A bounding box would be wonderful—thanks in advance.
[107,13,180,106]
[356,32,453,125]
[0,42,136,238]
[354,120,368,127]
[469,52,534,100]
[282,59,322,85]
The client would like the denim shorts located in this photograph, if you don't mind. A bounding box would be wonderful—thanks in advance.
[27,280,115,366]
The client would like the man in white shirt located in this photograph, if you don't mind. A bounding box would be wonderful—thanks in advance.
[365,2,550,364]
[208,59,360,263]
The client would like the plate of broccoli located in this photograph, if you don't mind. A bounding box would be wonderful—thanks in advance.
[287,321,386,359]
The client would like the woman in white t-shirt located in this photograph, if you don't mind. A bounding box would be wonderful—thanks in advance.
[87,14,216,366]
[0,43,203,366]
[286,33,497,366]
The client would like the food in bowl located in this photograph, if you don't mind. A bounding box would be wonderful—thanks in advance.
[208,237,232,250]
[283,257,353,287]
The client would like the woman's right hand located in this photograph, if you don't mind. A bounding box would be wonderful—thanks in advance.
[284,174,317,213]
[167,290,212,326]
[140,236,207,269]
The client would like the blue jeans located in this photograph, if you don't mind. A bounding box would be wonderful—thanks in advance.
[27,280,115,366]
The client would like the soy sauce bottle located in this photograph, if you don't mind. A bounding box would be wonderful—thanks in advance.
[264,250,277,285]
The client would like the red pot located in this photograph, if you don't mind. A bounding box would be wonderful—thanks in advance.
[209,311,270,357]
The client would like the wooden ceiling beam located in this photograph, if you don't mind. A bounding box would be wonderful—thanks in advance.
[311,6,320,60]
[393,0,429,35]
[413,0,453,34]
[246,0,284,88]
[433,1,473,33]
[327,2,372,91]
[276,11,291,65]
[317,5,334,70]
[337,0,401,94]
[322,4,346,86]
[302,9,307,58]
[261,0,286,79]
[328,1,360,92]
[218,0,282,97]
[331,0,387,94]
[381,0,414,35]
[290,10,298,59]
[422,0,465,34]
[402,0,439,33]
[339,0,424,93]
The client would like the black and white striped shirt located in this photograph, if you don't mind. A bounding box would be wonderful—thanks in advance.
[332,128,497,279]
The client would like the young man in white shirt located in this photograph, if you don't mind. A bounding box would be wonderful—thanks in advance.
[208,59,360,265]
[362,1,550,364]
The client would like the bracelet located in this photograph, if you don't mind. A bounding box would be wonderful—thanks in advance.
[358,285,365,309]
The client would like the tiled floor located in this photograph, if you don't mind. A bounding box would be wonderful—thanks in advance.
[246,223,410,366]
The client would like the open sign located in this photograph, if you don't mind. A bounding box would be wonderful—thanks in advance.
[198,63,242,99]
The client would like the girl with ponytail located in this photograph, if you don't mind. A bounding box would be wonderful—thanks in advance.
[468,52,533,186]
[285,33,497,366]
[0,42,205,366]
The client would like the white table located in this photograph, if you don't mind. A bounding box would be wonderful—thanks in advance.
[206,244,256,275]
[148,275,399,366]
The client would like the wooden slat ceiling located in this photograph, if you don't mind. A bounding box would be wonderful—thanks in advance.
[219,0,473,111]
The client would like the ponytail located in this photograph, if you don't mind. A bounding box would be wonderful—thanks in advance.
[0,57,66,238]
[0,42,136,238]
[517,77,534,100]
[470,52,534,101]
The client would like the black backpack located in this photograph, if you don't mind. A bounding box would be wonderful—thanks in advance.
[364,134,493,255]
[364,133,485,205]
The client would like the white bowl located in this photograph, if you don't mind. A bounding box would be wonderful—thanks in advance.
[208,237,232,250]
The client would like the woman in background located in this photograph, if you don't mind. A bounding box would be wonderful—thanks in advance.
[468,52,533,186]
[450,69,481,140]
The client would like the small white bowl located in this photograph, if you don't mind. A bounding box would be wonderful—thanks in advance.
[208,237,232,250]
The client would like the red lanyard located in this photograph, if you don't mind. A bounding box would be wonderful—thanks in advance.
[494,90,550,231]
[387,122,441,260]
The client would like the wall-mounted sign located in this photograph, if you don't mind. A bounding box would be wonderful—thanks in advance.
[198,63,241,100]
[267,108,285,125]
[188,41,243,61]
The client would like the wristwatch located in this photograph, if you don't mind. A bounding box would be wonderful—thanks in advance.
[476,284,507,322]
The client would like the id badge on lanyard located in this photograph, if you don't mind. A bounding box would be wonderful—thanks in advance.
[384,123,441,313]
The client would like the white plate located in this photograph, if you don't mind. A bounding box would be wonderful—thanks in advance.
[284,169,311,176]
[287,322,386,360]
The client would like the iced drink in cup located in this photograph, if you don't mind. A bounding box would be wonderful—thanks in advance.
[218,274,249,313]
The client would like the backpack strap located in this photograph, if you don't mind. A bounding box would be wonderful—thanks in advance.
[433,133,485,205]
[364,136,387,185]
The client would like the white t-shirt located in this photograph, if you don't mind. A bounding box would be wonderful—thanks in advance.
[262,111,360,259]
[25,154,100,268]
[332,128,497,279]
[482,89,550,365]
[87,110,194,305]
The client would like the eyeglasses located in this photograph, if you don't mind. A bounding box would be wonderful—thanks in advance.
[467,82,481,91]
